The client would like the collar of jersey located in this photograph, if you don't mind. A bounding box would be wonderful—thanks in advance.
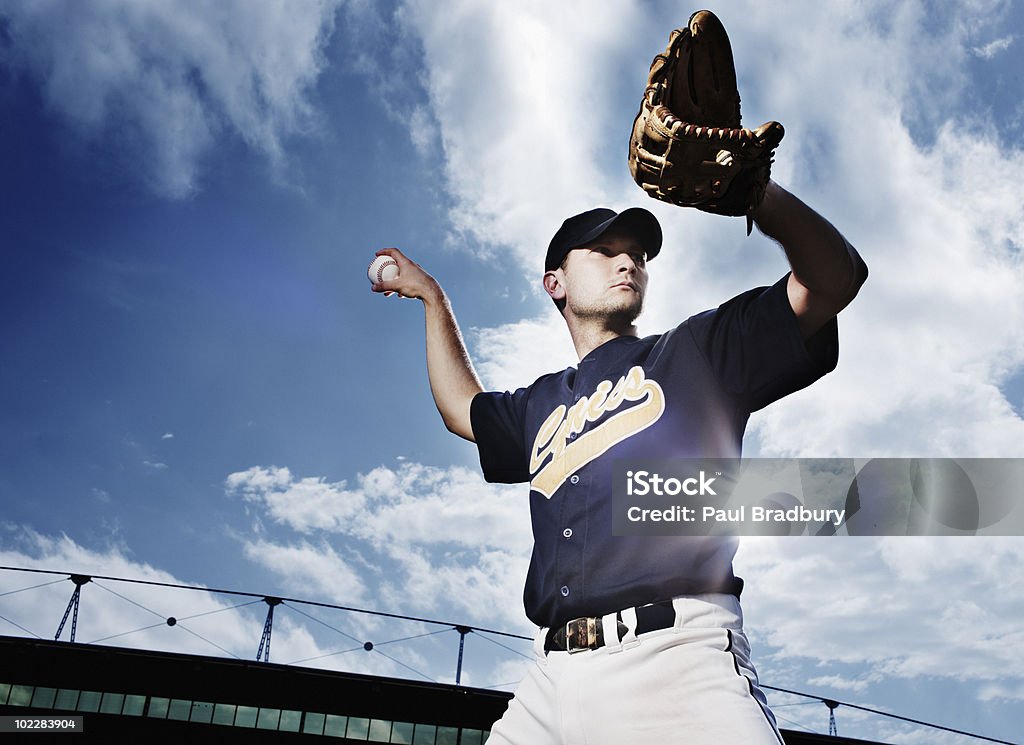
[580,333,642,363]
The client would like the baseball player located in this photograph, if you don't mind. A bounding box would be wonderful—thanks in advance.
[370,13,867,744]
[372,176,865,744]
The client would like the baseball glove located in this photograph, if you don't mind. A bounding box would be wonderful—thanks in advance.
[628,10,783,234]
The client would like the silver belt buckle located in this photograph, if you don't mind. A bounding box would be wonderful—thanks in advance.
[565,616,599,654]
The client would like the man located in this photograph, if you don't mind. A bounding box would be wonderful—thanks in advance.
[371,179,866,744]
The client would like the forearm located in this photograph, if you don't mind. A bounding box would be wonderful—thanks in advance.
[753,181,867,302]
[421,283,484,442]
[750,181,868,338]
[371,247,483,441]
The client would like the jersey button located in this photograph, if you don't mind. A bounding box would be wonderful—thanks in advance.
[560,585,570,597]
[562,528,573,538]
[570,475,580,485]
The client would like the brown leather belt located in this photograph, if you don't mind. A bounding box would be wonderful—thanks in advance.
[544,600,677,653]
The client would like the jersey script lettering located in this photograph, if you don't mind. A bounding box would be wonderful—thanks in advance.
[529,366,666,498]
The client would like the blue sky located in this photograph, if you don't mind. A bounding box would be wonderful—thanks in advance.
[1,1,1023,742]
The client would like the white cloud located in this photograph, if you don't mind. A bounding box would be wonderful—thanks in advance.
[469,654,532,692]
[227,465,366,533]
[972,34,1015,59]
[225,462,534,631]
[241,537,368,606]
[227,462,530,552]
[90,488,111,504]
[735,537,1024,693]
[874,725,985,745]
[978,681,1024,703]
[470,315,577,394]
[732,536,1024,741]
[0,0,343,197]
[398,0,651,264]
[806,674,871,693]
[407,104,439,158]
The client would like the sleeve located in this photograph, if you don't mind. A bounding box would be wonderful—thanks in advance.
[686,273,839,411]
[470,388,532,483]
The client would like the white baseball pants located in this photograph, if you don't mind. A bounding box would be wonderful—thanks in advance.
[487,594,785,745]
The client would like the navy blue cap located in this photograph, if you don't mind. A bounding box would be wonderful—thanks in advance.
[545,207,662,271]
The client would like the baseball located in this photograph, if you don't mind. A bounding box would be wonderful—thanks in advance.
[368,255,399,285]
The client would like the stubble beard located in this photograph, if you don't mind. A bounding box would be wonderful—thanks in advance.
[568,291,644,330]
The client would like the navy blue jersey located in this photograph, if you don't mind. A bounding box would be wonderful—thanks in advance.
[470,274,839,628]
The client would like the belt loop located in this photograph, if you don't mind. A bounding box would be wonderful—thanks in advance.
[536,627,551,658]
[619,606,639,647]
[601,612,622,654]
[671,596,687,632]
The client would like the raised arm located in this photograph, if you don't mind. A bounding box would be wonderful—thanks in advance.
[752,181,869,339]
[371,248,483,442]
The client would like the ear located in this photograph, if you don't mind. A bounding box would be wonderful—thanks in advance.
[543,270,565,301]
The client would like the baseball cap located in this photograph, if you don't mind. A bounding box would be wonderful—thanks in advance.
[545,207,663,271]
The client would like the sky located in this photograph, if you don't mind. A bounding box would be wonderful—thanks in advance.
[1,0,1023,742]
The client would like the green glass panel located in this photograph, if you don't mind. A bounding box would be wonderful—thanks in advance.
[8,685,33,707]
[390,721,414,744]
[212,703,236,726]
[436,726,459,745]
[256,707,280,730]
[323,714,346,738]
[99,692,124,714]
[54,689,79,711]
[461,729,482,745]
[369,719,392,742]
[347,716,370,740]
[304,712,327,736]
[0,683,10,705]
[234,705,258,728]
[147,697,169,718]
[279,709,301,733]
[413,723,437,745]
[482,731,491,742]
[167,698,191,721]
[30,686,57,709]
[190,701,214,724]
[76,690,101,713]
[122,695,146,716]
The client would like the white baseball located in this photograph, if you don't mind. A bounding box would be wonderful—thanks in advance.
[368,255,399,285]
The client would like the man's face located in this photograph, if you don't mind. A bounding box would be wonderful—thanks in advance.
[555,230,648,325]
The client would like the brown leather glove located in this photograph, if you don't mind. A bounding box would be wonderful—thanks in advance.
[628,10,784,234]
